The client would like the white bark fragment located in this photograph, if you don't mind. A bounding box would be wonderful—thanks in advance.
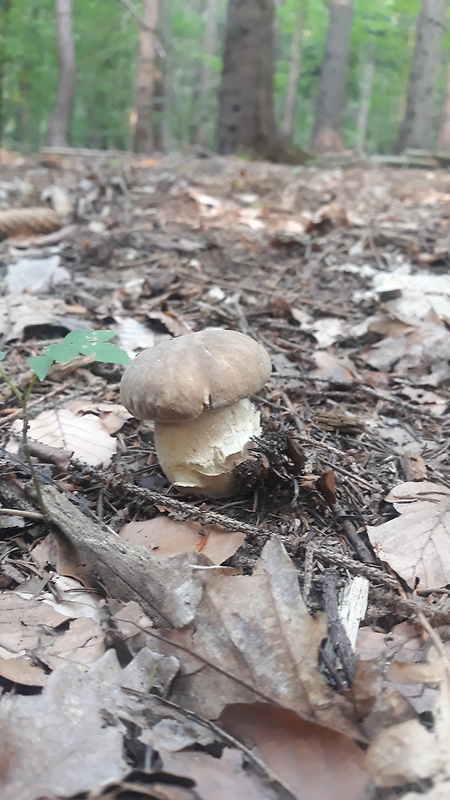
[339,576,370,650]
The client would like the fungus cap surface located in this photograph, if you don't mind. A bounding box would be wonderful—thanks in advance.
[120,328,271,423]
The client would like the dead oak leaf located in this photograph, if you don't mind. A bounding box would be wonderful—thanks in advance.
[367,481,450,589]
[149,538,360,738]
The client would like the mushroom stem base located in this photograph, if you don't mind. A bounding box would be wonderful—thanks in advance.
[154,398,261,498]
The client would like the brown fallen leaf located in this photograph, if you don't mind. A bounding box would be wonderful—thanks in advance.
[148,538,383,738]
[367,481,450,589]
[67,400,132,434]
[400,451,428,482]
[119,517,245,565]
[160,748,290,800]
[0,654,47,687]
[0,654,128,800]
[10,408,117,468]
[0,589,104,685]
[221,703,370,800]
[398,386,447,415]
[365,653,450,787]
[311,351,360,382]
[360,316,450,374]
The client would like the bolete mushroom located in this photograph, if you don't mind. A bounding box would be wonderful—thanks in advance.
[119,328,271,498]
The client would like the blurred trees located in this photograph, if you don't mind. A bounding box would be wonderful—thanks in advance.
[217,0,278,157]
[1,0,449,157]
[131,0,159,153]
[310,0,354,153]
[395,0,446,152]
[45,0,75,146]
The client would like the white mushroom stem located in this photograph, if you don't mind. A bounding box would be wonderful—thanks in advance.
[154,398,261,498]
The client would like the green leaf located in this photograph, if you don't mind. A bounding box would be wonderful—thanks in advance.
[88,342,133,365]
[27,330,132,378]
[28,355,54,380]
[0,352,5,363]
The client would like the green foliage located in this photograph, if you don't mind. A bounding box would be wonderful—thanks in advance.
[1,0,447,155]
[27,330,132,381]
[0,330,132,517]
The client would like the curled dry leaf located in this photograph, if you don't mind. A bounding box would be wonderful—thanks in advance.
[149,538,363,737]
[10,408,117,467]
[119,517,245,565]
[367,481,450,589]
[67,400,132,434]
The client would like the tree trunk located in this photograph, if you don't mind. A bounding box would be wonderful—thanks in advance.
[131,0,159,154]
[355,56,374,155]
[158,0,174,153]
[395,0,446,153]
[45,0,75,147]
[0,0,12,148]
[310,0,353,153]
[217,0,278,157]
[193,0,219,147]
[281,4,304,138]
[437,65,450,152]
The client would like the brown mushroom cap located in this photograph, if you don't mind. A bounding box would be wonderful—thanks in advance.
[120,328,272,423]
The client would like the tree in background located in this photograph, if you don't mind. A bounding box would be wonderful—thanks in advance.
[218,0,277,157]
[395,0,446,153]
[310,0,354,153]
[217,0,305,161]
[281,1,305,138]
[193,0,220,147]
[437,65,450,152]
[131,0,159,153]
[0,0,12,147]
[45,0,75,146]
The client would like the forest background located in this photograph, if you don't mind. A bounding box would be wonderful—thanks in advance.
[1,0,450,161]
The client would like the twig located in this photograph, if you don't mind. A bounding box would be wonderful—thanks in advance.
[0,507,44,520]
[321,569,355,685]
[331,501,375,563]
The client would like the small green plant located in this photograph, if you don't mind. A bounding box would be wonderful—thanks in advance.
[0,330,132,519]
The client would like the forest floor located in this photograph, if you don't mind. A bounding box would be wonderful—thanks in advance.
[0,151,449,800]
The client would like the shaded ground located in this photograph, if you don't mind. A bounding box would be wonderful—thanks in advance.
[0,151,449,799]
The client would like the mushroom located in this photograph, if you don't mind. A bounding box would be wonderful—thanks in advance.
[120,328,272,498]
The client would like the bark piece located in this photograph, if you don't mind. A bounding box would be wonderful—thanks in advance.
[36,484,210,629]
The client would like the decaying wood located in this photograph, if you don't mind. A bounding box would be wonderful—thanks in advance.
[31,483,210,630]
